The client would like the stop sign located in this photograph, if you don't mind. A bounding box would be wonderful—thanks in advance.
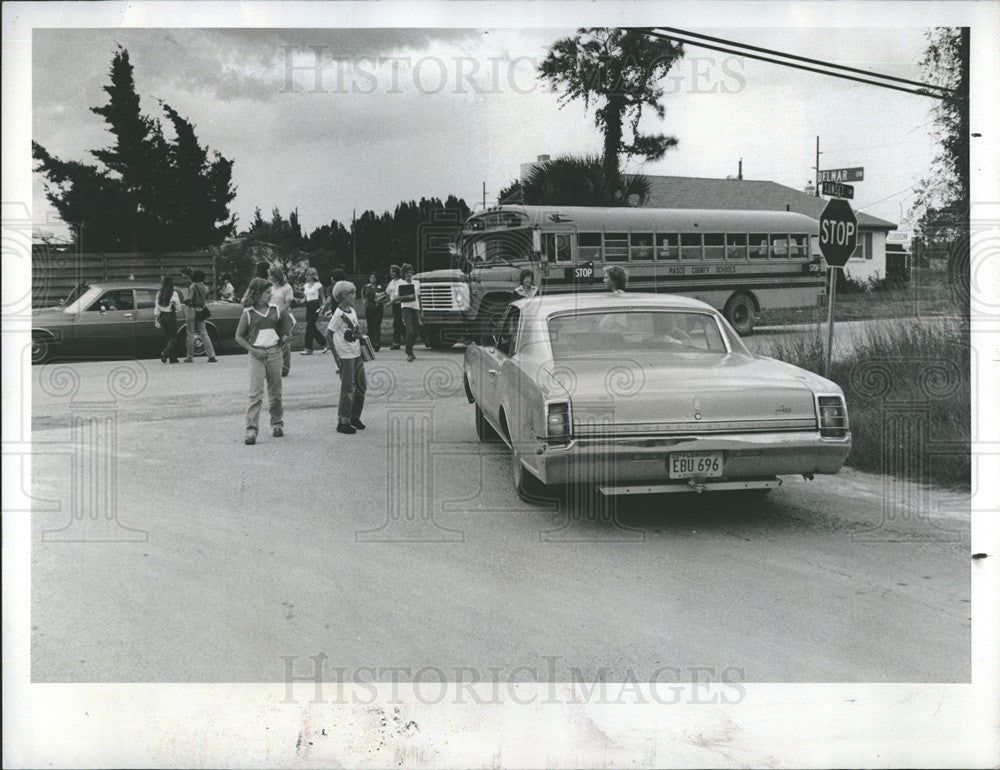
[818,198,858,267]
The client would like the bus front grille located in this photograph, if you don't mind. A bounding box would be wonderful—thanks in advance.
[418,284,456,310]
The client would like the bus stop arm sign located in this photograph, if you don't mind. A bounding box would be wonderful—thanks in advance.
[818,198,858,268]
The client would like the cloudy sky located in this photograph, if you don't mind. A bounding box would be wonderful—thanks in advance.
[32,25,942,239]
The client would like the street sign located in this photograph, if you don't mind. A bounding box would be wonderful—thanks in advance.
[820,181,854,199]
[818,167,864,183]
[818,198,858,268]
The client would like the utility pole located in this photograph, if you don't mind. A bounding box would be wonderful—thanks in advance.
[483,182,487,209]
[814,136,822,197]
[738,158,743,180]
[351,209,357,277]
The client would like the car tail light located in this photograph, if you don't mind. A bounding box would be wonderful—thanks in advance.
[546,402,571,444]
[817,396,848,438]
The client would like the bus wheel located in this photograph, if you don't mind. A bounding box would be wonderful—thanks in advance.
[724,293,756,335]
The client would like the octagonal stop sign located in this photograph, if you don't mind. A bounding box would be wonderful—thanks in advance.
[818,198,858,267]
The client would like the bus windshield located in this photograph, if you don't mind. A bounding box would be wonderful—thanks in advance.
[462,230,533,264]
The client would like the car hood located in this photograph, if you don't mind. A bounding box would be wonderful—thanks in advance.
[541,353,832,431]
[32,306,73,323]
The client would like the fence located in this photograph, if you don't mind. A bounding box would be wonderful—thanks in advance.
[32,249,217,307]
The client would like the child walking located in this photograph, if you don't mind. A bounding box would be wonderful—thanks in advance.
[328,280,367,435]
[234,278,295,445]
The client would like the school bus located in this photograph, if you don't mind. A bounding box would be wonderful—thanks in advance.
[413,205,825,346]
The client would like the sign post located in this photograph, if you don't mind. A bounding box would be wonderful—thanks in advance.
[817,197,858,377]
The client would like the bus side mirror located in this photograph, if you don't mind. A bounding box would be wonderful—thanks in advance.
[532,229,545,261]
[461,259,473,275]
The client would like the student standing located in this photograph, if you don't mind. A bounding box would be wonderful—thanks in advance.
[268,266,295,376]
[398,263,420,362]
[183,270,218,362]
[300,267,326,355]
[361,273,386,351]
[154,275,183,363]
[328,281,367,435]
[514,268,539,298]
[234,278,294,445]
[219,273,236,301]
[385,264,404,350]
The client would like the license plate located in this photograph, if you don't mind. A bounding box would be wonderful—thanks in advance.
[668,452,724,479]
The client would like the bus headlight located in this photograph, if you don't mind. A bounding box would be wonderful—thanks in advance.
[452,283,471,311]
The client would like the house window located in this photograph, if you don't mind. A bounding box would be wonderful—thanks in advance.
[629,233,654,260]
[578,232,602,261]
[680,233,702,260]
[656,233,679,260]
[604,232,629,262]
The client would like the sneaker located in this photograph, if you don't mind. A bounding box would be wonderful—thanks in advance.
[272,426,284,438]
[350,419,366,430]
[301,349,313,355]
[407,353,416,362]
[390,345,400,350]
[207,357,218,363]
[184,358,194,363]
[169,359,179,364]
[160,354,168,364]
[336,423,356,435]
[244,433,257,445]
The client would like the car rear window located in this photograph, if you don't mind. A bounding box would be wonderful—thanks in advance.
[548,311,733,358]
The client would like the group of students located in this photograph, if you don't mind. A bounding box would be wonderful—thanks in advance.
[153,270,220,363]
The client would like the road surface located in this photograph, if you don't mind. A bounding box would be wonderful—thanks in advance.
[29,348,970,683]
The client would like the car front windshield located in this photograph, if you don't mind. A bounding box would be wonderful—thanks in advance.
[548,310,743,359]
[462,231,532,264]
[62,284,96,313]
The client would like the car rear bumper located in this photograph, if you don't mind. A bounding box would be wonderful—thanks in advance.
[524,430,851,487]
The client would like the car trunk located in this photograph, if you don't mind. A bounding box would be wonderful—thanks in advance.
[545,354,818,434]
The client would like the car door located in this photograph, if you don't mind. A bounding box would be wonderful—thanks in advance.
[132,288,160,351]
[74,288,136,357]
[479,305,520,428]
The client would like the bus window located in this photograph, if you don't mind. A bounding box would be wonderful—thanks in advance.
[544,233,572,262]
[704,233,725,260]
[578,232,602,261]
[749,233,768,259]
[656,233,679,260]
[726,233,747,260]
[770,235,789,259]
[604,233,628,262]
[789,234,808,258]
[630,233,654,260]
[681,233,702,260]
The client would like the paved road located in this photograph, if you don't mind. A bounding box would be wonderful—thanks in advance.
[30,349,969,683]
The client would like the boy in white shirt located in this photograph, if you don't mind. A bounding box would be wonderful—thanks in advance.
[328,281,367,435]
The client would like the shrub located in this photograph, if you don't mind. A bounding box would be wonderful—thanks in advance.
[756,319,970,488]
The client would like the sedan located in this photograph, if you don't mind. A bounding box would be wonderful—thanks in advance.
[463,293,851,501]
[31,281,244,364]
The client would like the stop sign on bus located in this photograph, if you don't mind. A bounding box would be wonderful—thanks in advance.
[818,198,858,267]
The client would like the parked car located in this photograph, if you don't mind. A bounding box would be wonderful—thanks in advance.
[463,293,851,502]
[31,281,244,364]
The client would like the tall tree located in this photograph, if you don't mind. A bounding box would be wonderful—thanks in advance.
[33,47,236,252]
[911,27,969,316]
[539,29,684,195]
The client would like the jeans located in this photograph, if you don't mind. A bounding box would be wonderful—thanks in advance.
[391,304,404,346]
[402,307,419,355]
[246,346,283,432]
[325,329,342,371]
[304,299,325,351]
[158,311,180,361]
[185,314,216,359]
[282,338,291,375]
[365,304,384,349]
[338,356,367,424]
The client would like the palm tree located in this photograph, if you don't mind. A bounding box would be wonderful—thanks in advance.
[521,154,650,207]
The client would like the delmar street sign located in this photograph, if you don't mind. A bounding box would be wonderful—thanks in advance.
[818,167,864,183]
[818,198,858,267]
[820,180,854,199]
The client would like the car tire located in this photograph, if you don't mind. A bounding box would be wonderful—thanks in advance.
[724,293,756,335]
[178,326,221,357]
[31,334,54,365]
[511,450,551,504]
[475,404,501,442]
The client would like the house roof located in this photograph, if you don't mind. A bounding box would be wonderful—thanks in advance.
[641,175,896,230]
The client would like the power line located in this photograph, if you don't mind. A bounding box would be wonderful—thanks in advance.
[657,27,955,95]
[647,29,952,100]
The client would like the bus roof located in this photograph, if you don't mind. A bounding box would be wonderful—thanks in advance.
[468,205,820,233]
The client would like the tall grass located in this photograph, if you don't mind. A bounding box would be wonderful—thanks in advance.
[756,319,970,488]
